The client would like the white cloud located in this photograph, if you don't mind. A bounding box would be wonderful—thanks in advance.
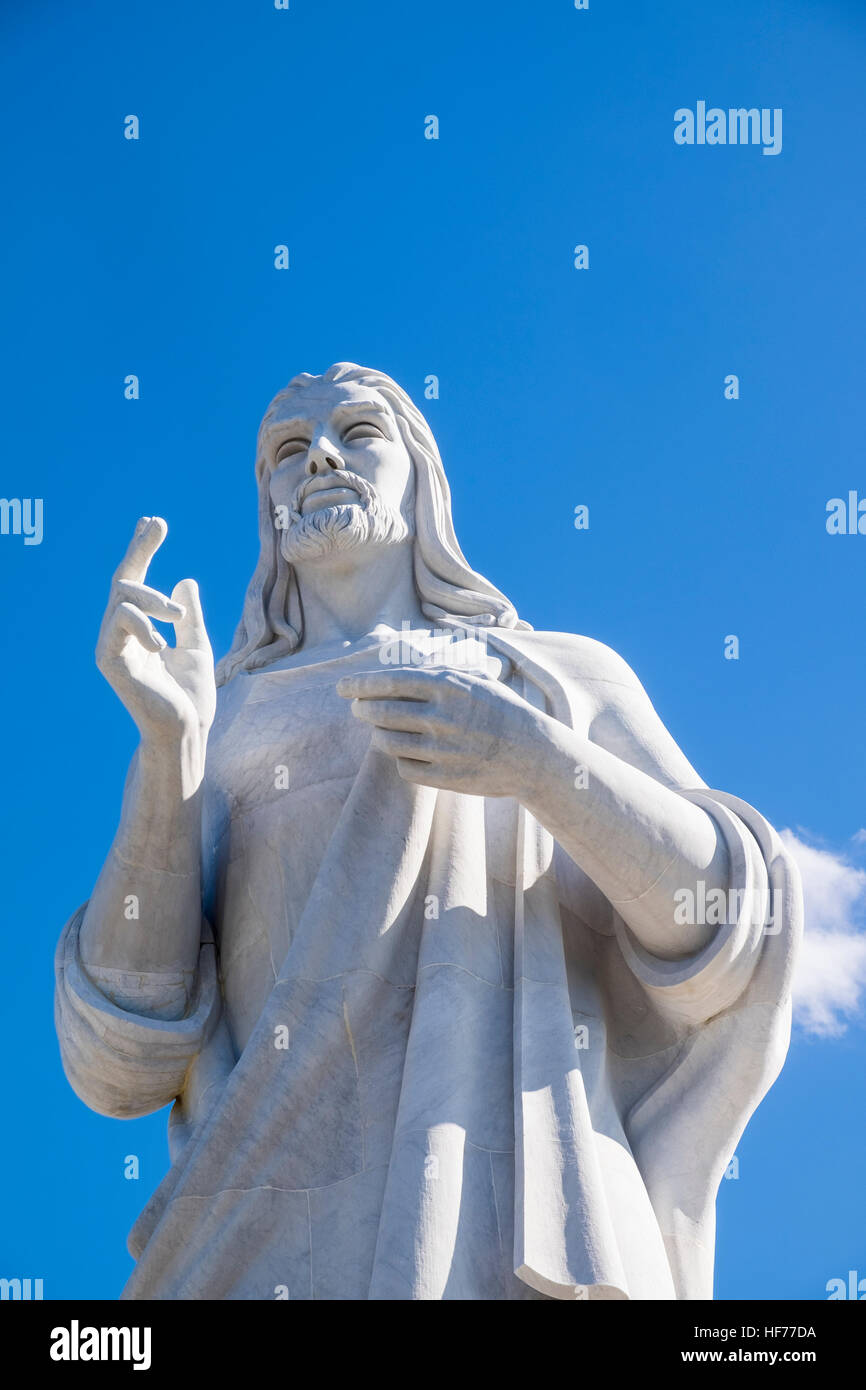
[781,830,866,1038]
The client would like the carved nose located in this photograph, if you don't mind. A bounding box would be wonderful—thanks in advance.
[307,454,342,476]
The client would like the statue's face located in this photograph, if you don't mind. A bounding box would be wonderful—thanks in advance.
[264,381,416,567]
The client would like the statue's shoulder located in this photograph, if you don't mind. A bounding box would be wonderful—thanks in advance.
[494,626,643,695]
[499,627,698,783]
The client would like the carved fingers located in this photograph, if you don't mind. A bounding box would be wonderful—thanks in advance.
[98,519,214,668]
[336,666,536,796]
[112,514,168,587]
[99,518,177,667]
[337,668,473,704]
[96,518,215,739]
[170,579,210,654]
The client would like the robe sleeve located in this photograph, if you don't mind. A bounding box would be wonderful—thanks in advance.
[622,793,801,1298]
[585,653,793,1020]
[486,628,801,1298]
[612,789,770,1025]
[494,626,791,1023]
[577,649,802,1294]
[54,904,222,1119]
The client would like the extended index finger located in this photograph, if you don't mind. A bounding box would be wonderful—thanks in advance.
[112,516,168,586]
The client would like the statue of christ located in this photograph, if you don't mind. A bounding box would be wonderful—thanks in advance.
[56,364,800,1300]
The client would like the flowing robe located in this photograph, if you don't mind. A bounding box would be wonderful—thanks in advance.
[55,626,801,1300]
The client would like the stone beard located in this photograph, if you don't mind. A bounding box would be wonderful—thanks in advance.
[278,469,409,566]
[55,362,801,1301]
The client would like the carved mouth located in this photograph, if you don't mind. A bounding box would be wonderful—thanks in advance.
[300,485,361,515]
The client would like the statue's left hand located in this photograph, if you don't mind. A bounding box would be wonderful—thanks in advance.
[336,666,551,797]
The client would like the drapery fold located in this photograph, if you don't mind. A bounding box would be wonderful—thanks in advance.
[54,628,801,1300]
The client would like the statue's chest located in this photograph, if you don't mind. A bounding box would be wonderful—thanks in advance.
[205,674,371,820]
[202,677,375,1046]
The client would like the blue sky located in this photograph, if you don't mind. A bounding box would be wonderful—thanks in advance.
[1,0,865,1299]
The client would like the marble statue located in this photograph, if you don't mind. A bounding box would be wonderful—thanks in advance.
[55,363,802,1300]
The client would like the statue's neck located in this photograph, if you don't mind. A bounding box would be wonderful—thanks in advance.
[294,539,425,651]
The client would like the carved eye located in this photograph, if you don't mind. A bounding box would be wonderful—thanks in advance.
[342,421,386,444]
[275,438,310,464]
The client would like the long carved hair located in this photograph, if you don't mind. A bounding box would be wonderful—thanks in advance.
[216,363,528,685]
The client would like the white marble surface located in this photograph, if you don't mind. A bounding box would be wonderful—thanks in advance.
[55,364,801,1299]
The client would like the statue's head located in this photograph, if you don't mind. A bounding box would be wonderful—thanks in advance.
[216,363,527,684]
[265,371,417,570]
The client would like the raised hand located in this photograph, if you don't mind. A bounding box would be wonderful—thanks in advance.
[96,516,216,747]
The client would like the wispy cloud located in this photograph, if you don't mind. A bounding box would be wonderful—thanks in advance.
[781,830,866,1038]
